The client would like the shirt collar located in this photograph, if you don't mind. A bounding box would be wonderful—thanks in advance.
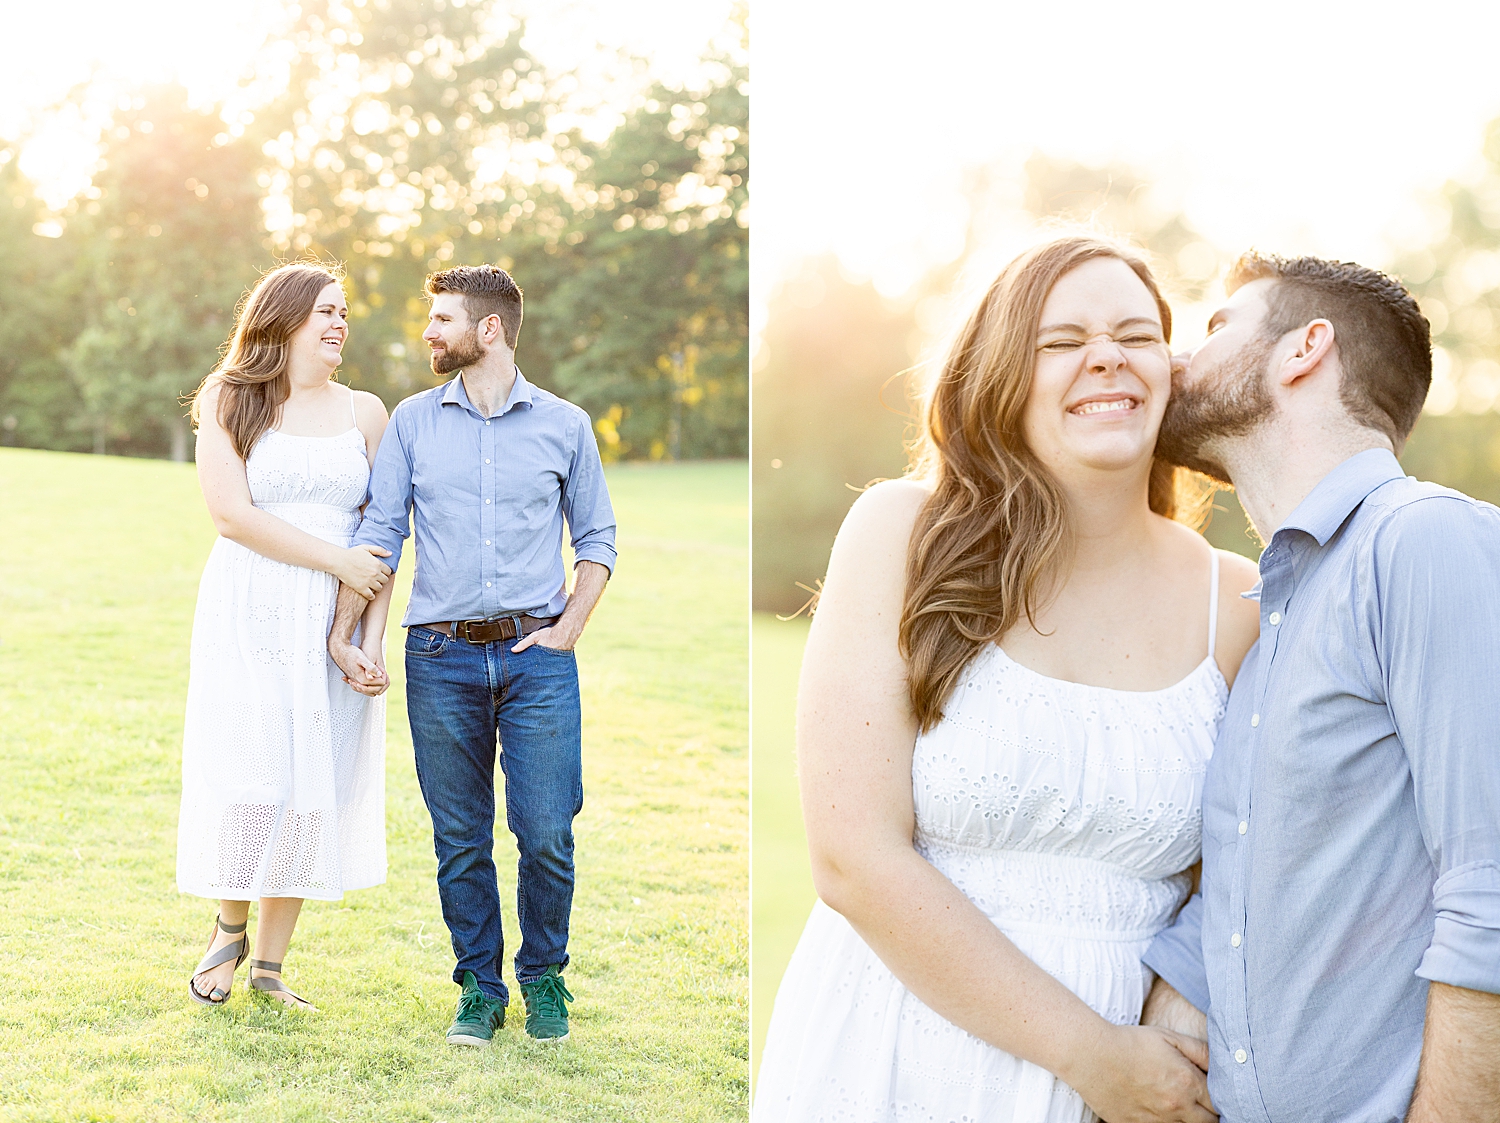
[1276,446,1406,547]
[439,365,533,417]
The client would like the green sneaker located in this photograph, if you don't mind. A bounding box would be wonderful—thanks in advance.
[446,971,505,1047]
[519,965,574,1041]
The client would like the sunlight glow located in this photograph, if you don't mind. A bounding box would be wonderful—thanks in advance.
[2,0,737,209]
[754,0,1500,381]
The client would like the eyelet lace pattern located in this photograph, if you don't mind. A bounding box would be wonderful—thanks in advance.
[177,426,386,901]
[756,644,1227,1122]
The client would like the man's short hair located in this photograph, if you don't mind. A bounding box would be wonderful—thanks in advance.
[426,265,524,349]
[1226,253,1432,446]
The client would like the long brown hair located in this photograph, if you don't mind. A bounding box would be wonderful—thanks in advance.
[189,263,343,459]
[900,235,1213,731]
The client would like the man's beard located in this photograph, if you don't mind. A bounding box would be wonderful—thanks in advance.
[430,326,486,375]
[1156,335,1277,486]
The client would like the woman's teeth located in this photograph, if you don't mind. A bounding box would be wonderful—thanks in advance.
[1071,399,1136,416]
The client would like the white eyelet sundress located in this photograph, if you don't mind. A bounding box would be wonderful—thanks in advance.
[755,552,1227,1123]
[176,388,386,901]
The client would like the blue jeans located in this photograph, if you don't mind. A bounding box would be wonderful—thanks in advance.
[404,624,583,1003]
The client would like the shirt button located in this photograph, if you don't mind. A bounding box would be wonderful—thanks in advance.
[485,499,492,504]
[1268,612,1281,625]
[485,420,491,426]
[1231,933,1242,947]
[484,458,491,464]
[1239,820,1248,835]
[485,540,491,546]
[1251,713,1260,727]
[485,581,491,587]
[1235,1048,1248,1064]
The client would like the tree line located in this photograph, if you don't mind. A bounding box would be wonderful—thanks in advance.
[0,0,747,463]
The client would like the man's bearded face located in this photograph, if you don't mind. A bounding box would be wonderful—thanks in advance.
[1156,333,1277,485]
[430,322,487,375]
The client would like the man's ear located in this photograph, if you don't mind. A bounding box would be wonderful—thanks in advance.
[482,313,505,347]
[1277,319,1336,388]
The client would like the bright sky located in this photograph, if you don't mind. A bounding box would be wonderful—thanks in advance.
[0,0,737,207]
[754,0,1500,357]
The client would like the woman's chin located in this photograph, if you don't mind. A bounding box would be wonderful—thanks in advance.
[1060,441,1158,477]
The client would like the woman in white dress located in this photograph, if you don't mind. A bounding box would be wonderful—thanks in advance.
[180,263,394,1009]
[756,237,1262,1121]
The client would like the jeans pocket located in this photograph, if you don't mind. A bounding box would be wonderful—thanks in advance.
[529,642,576,659]
[405,627,448,658]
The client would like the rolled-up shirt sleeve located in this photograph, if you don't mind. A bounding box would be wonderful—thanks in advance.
[352,403,415,573]
[561,410,617,574]
[1377,497,1500,995]
[1142,892,1210,1013]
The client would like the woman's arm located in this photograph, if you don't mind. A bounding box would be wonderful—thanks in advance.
[194,380,390,597]
[353,387,389,474]
[799,480,1215,1123]
[350,389,395,689]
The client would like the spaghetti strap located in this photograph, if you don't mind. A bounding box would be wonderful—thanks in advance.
[348,384,358,428]
[1206,549,1221,660]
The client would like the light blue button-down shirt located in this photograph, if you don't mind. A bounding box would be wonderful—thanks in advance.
[1143,448,1500,1123]
[353,368,617,627]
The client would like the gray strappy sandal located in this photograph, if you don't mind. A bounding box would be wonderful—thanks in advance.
[189,916,249,1006]
[249,960,317,1010]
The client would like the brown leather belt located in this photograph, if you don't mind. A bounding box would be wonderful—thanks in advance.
[419,615,560,644]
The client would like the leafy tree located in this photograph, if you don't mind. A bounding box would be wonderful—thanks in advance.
[531,54,748,460]
[1389,118,1500,416]
[0,148,75,451]
[51,88,267,458]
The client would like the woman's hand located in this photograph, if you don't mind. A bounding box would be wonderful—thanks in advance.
[356,641,387,697]
[1066,1023,1216,1123]
[336,544,392,599]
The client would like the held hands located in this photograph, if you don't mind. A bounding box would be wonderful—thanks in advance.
[1068,1023,1216,1123]
[337,544,393,599]
[330,637,388,697]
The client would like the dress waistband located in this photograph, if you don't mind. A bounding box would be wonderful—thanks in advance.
[916,836,1192,942]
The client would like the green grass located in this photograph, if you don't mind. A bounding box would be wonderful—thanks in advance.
[0,449,747,1123]
[748,614,813,1091]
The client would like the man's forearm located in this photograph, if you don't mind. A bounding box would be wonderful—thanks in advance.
[552,560,610,645]
[1406,982,1500,1121]
[1141,976,1208,1046]
[330,582,369,647]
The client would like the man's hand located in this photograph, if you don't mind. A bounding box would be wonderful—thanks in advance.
[510,622,578,653]
[510,560,610,653]
[331,636,388,696]
[1142,975,1209,1058]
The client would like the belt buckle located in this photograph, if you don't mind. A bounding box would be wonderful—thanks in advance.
[460,619,506,644]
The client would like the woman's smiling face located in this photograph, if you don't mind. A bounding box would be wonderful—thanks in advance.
[290,282,349,374]
[1021,255,1172,479]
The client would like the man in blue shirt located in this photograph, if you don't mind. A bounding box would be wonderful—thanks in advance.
[1144,254,1500,1121]
[328,265,616,1046]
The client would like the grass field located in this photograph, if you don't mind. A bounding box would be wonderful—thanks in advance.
[748,614,813,1091]
[0,449,747,1123]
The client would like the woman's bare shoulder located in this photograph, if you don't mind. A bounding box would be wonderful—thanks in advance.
[837,478,932,543]
[352,388,389,422]
[1214,547,1262,683]
[195,375,225,409]
[1215,548,1260,595]
[818,479,932,616]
